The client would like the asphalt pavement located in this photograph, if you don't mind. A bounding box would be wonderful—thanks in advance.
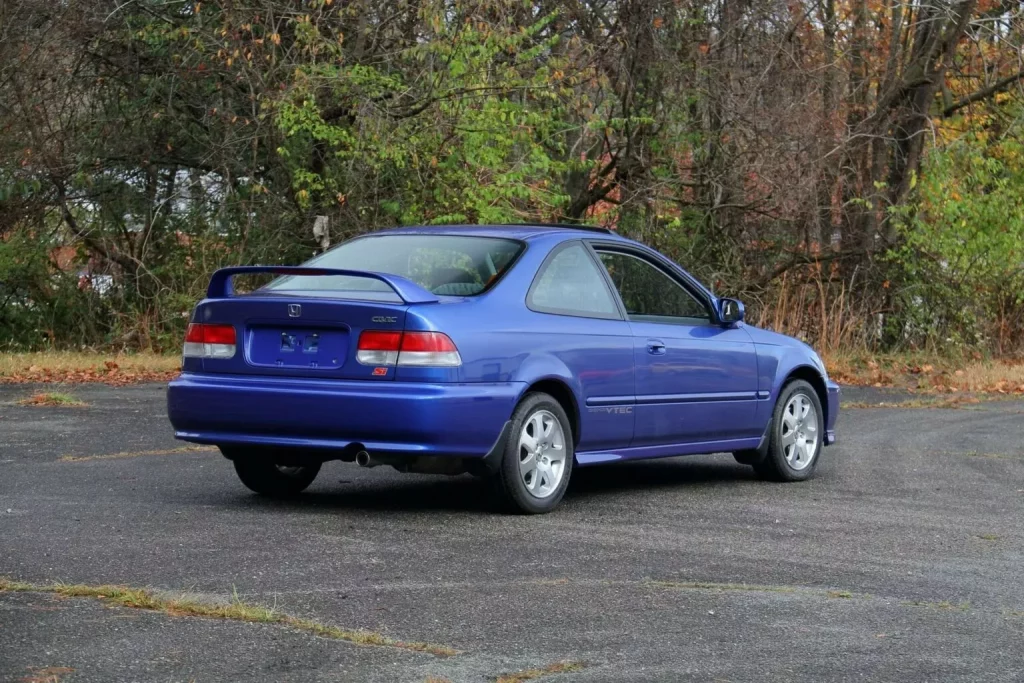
[1,382,1022,682]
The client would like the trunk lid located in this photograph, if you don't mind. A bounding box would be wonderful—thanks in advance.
[190,265,440,381]
[195,295,409,380]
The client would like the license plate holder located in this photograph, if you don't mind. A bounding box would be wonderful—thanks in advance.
[248,326,348,369]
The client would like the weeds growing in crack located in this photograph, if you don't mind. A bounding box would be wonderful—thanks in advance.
[58,446,216,462]
[0,578,458,656]
[494,661,588,683]
[17,392,87,407]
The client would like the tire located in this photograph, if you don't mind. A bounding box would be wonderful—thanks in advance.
[226,449,321,497]
[753,380,824,482]
[491,392,574,514]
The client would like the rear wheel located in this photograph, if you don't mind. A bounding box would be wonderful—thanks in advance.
[223,449,321,496]
[491,392,574,514]
[753,380,823,482]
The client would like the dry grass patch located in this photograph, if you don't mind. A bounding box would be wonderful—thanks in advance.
[0,578,458,657]
[0,351,180,385]
[19,666,76,683]
[944,362,1024,393]
[494,661,588,683]
[844,397,971,409]
[824,352,1024,395]
[17,392,87,408]
[59,446,217,462]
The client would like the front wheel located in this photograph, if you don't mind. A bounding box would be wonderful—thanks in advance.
[225,450,321,497]
[753,380,824,482]
[491,392,574,514]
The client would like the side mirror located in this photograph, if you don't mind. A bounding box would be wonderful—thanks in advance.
[719,298,745,325]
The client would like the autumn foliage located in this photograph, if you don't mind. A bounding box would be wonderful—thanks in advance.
[1,0,1022,354]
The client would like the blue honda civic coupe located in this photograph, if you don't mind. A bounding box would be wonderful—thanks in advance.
[167,224,839,513]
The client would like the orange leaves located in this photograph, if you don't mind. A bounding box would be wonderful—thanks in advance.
[2,363,179,386]
[829,357,1024,396]
[19,666,76,683]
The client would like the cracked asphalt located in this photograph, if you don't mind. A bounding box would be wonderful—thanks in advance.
[1,382,1022,682]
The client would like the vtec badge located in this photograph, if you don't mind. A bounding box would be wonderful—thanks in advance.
[371,316,397,323]
[588,406,633,415]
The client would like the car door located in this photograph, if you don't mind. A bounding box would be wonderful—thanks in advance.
[591,245,759,448]
[526,241,635,452]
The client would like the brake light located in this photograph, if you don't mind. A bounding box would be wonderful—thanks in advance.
[184,323,204,344]
[398,331,457,352]
[356,330,461,367]
[398,331,460,366]
[183,323,237,359]
[355,330,401,366]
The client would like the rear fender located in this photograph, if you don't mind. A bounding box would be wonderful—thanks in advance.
[510,354,580,403]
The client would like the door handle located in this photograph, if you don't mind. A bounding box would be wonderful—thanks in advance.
[646,340,666,355]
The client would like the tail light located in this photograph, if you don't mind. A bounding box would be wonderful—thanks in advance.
[357,330,461,367]
[355,330,402,366]
[183,323,237,359]
[397,331,461,367]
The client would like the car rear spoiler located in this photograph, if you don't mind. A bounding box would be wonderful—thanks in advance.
[206,266,440,304]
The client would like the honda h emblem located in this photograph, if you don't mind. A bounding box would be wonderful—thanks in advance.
[288,304,302,318]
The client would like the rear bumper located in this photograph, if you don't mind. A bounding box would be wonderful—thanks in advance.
[168,373,524,458]
[825,379,840,445]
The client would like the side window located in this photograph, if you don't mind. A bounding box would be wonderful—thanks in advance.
[529,244,620,318]
[596,251,709,322]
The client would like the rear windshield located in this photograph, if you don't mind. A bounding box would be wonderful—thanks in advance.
[264,234,524,301]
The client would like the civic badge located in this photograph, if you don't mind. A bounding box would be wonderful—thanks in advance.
[288,304,302,318]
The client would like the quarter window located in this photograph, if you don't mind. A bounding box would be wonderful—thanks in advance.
[596,251,709,322]
[529,244,619,318]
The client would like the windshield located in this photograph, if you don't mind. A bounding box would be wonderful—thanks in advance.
[264,234,525,301]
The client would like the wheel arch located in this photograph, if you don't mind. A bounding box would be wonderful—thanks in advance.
[781,365,829,430]
[518,377,582,448]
